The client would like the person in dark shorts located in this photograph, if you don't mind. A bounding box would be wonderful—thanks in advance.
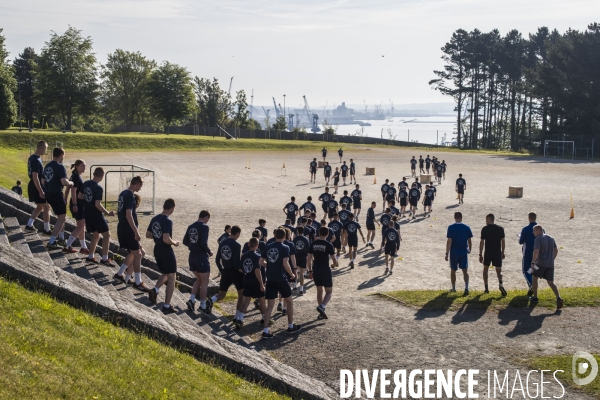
[365,201,379,248]
[435,162,443,184]
[321,147,328,162]
[64,159,88,253]
[422,184,434,216]
[340,161,349,185]
[309,158,318,183]
[280,228,298,312]
[408,184,421,219]
[419,156,425,174]
[351,184,362,218]
[380,179,390,211]
[115,176,148,290]
[42,148,73,250]
[184,210,213,314]
[388,200,400,217]
[260,228,300,339]
[25,141,51,235]
[328,213,343,262]
[386,182,397,205]
[398,184,408,217]
[80,167,115,264]
[337,203,351,252]
[283,196,299,225]
[307,226,337,319]
[382,220,401,274]
[349,158,356,184]
[293,226,310,296]
[147,199,180,314]
[425,155,431,174]
[441,160,447,180]
[338,147,343,162]
[240,238,272,326]
[530,225,562,308]
[318,186,331,221]
[399,176,409,192]
[479,214,506,296]
[456,174,466,204]
[519,212,537,296]
[323,162,332,186]
[256,219,268,242]
[333,167,340,194]
[445,212,473,295]
[214,225,245,327]
[11,180,22,196]
[345,213,365,269]
[327,194,338,221]
[410,156,417,177]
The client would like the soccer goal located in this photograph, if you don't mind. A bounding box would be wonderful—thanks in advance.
[89,164,156,215]
[543,140,574,159]
[499,206,513,221]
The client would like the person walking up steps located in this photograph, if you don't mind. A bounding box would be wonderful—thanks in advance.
[479,213,507,296]
[214,226,245,327]
[64,159,88,254]
[307,227,337,319]
[345,213,365,269]
[445,212,473,295]
[25,141,51,235]
[382,220,401,274]
[456,174,466,204]
[147,199,180,314]
[309,158,318,183]
[184,210,213,314]
[43,148,74,250]
[240,237,273,327]
[530,225,563,309]
[293,226,310,296]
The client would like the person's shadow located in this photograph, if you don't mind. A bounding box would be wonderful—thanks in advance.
[451,294,495,324]
[414,292,458,320]
[497,295,561,337]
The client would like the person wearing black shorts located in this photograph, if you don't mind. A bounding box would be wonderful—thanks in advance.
[25,141,51,235]
[398,185,408,217]
[338,147,343,162]
[318,187,331,221]
[456,174,466,204]
[349,158,356,184]
[365,202,379,248]
[240,238,272,326]
[43,148,74,250]
[351,184,362,218]
[321,147,328,162]
[419,156,425,174]
[410,156,417,177]
[436,163,443,184]
[283,196,299,225]
[327,195,338,221]
[214,226,245,326]
[479,214,506,295]
[408,184,420,219]
[307,227,337,319]
[309,158,318,183]
[425,155,431,174]
[65,159,88,254]
[345,213,365,269]
[147,199,180,314]
[184,210,213,314]
[341,161,349,185]
[293,226,310,296]
[328,213,343,262]
[333,167,340,194]
[380,179,390,212]
[385,183,397,205]
[323,162,332,186]
[422,184,434,216]
[382,220,401,274]
[260,228,300,339]
[441,160,447,180]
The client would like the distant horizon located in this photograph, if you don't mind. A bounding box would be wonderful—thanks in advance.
[2,0,598,106]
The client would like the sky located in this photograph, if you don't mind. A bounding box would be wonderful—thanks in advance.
[1,0,599,109]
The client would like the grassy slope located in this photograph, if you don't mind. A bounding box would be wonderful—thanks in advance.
[0,278,289,400]
[379,287,600,310]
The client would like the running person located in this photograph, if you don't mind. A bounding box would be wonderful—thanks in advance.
[382,220,401,274]
[410,156,417,177]
[349,158,356,184]
[479,214,507,296]
[184,210,213,314]
[419,156,425,174]
[445,211,473,295]
[365,201,379,248]
[283,196,299,225]
[293,226,310,296]
[64,159,88,253]
[147,199,180,314]
[398,184,408,217]
[323,162,332,186]
[340,161,349,185]
[345,213,365,269]
[351,184,362,218]
[309,158,318,183]
[456,174,466,204]
[214,226,245,327]
[332,168,340,194]
[307,227,337,319]
[338,147,343,162]
[25,141,51,235]
[260,228,300,339]
[318,187,331,221]
[423,184,434,216]
[43,148,74,250]
[425,155,431,174]
[80,168,114,264]
[408,184,421,218]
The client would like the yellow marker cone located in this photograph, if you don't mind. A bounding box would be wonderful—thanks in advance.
[559,246,564,249]
[429,224,433,227]
[577,260,582,264]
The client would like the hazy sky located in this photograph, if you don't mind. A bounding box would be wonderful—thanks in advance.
[1,0,598,108]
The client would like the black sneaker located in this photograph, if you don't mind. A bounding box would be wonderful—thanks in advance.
[100,258,114,266]
[148,289,158,305]
[527,287,533,297]
[277,303,283,312]
[281,308,287,316]
[186,300,196,311]
[161,306,176,315]
[484,289,490,294]
[206,299,214,313]
[232,318,239,325]
[389,269,393,275]
[56,238,66,247]
[463,289,470,296]
[499,285,507,297]
[113,273,126,283]
[133,282,150,292]
[234,319,244,330]
[41,230,52,236]
[557,298,564,310]
[298,289,304,296]
[316,306,328,319]
[199,305,211,315]
[261,331,274,340]
[530,296,539,303]
[25,225,37,233]
[260,319,275,327]
[384,267,389,274]
[287,324,301,334]
[46,242,62,250]
[350,261,354,269]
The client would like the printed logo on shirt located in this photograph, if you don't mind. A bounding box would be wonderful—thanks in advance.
[330,224,339,232]
[243,258,254,274]
[295,240,305,251]
[221,245,232,260]
[267,248,280,263]
[347,224,357,233]
[118,196,124,212]
[288,205,295,212]
[43,167,54,182]
[388,232,397,241]
[84,187,93,203]
[189,228,198,244]
[152,221,162,239]
[329,201,336,209]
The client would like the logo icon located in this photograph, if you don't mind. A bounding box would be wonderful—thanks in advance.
[83,187,93,203]
[573,351,598,385]
[288,205,295,212]
[151,222,162,239]
[347,224,356,233]
[331,224,339,232]
[243,258,254,273]
[221,245,232,260]
[295,240,305,250]
[388,232,397,241]
[117,196,124,212]
[189,228,198,244]
[267,248,279,263]
[43,167,54,182]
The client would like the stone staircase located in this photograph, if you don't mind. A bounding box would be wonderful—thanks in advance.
[0,187,337,399]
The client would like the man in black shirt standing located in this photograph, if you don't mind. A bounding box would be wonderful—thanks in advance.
[410,156,417,177]
[380,179,390,212]
[309,158,318,183]
[479,214,507,295]
[321,147,328,162]
[419,155,425,174]
[184,210,213,313]
[338,147,343,162]
[456,173,466,204]
[307,227,337,319]
[283,196,299,225]
[323,162,332,186]
[365,201,379,249]
[349,158,356,185]
[382,220,401,275]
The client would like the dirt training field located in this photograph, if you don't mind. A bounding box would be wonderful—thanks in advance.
[70,147,600,398]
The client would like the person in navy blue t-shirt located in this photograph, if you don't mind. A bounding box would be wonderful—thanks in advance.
[65,159,87,253]
[345,213,365,269]
[351,184,362,218]
[43,148,74,250]
[318,187,331,220]
[184,210,213,314]
[307,226,337,319]
[25,141,51,235]
[309,158,318,183]
[339,189,353,211]
[299,196,316,215]
[240,238,270,325]
[323,162,332,186]
[293,226,310,296]
[349,158,356,184]
[340,161,349,185]
[365,201,379,248]
[283,196,299,225]
[147,199,180,314]
[456,173,467,204]
[445,212,473,295]
[382,220,401,274]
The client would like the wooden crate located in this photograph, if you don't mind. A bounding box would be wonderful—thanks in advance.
[420,174,433,184]
[366,167,376,175]
[508,186,523,198]
[317,161,325,168]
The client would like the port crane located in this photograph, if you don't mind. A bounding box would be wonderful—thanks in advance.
[303,95,321,133]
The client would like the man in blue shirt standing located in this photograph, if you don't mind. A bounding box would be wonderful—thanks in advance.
[445,212,473,295]
[519,212,538,297]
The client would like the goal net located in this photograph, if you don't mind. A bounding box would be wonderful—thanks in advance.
[543,140,574,159]
[89,164,156,215]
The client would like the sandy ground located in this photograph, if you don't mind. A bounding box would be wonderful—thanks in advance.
[69,147,600,398]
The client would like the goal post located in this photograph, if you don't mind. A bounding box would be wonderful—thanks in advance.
[543,140,574,159]
[89,164,156,215]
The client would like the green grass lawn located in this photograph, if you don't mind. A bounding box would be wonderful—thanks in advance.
[378,287,600,310]
[0,277,289,400]
[525,354,600,398]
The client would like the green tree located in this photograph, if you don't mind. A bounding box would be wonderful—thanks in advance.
[36,27,98,130]
[0,28,17,130]
[13,47,39,129]
[101,49,155,131]
[231,89,250,128]
[272,115,287,131]
[193,77,231,127]
[148,62,194,132]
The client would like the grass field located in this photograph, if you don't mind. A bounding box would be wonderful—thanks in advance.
[0,278,289,400]
[526,354,600,398]
[378,287,600,310]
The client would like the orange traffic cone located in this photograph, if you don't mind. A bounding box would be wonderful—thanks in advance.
[374,176,377,184]
[570,208,575,219]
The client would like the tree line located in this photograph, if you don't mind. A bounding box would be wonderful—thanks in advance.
[430,23,600,151]
[0,27,262,132]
